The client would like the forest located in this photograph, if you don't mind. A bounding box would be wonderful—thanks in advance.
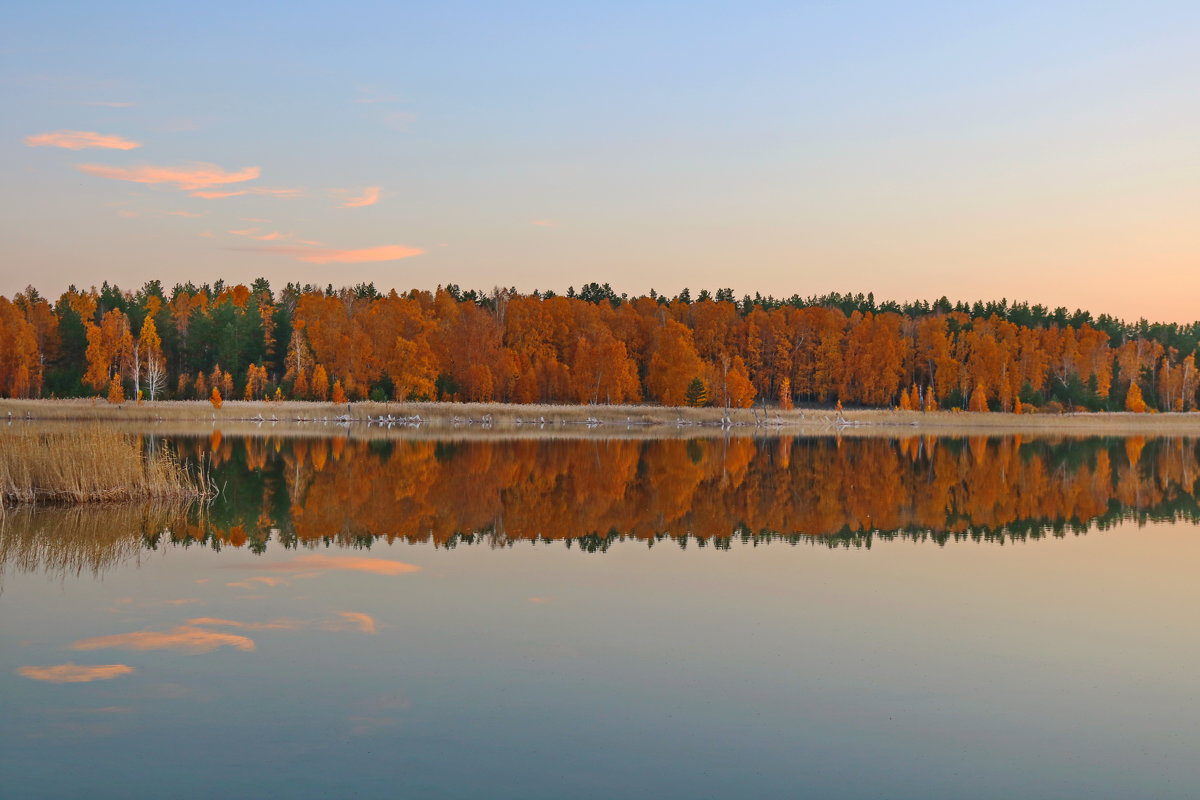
[0,279,1198,412]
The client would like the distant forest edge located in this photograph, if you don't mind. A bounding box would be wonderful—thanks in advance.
[0,280,1198,412]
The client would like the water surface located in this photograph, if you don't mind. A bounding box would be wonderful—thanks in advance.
[3,433,1199,799]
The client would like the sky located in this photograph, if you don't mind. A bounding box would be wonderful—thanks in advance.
[2,1,1198,322]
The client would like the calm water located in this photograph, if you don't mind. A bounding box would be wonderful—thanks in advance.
[3,433,1200,799]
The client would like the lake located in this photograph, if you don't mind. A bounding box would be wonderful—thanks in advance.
[3,431,1199,799]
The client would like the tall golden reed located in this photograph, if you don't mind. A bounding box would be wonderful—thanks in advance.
[0,427,207,506]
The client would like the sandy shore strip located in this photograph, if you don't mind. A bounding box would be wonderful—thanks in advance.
[3,398,1200,438]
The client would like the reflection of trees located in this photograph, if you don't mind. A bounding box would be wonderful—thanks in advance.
[0,503,187,580]
[8,435,1199,573]
[175,434,1200,552]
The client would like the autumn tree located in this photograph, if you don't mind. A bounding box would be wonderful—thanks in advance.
[1125,380,1147,413]
[311,364,330,401]
[107,373,124,404]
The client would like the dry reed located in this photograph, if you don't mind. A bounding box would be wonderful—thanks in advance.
[0,427,207,506]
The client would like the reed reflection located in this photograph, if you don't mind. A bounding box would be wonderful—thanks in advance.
[4,434,1199,575]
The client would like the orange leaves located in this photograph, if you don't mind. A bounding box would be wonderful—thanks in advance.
[106,374,124,404]
[645,319,704,406]
[0,297,40,397]
[84,309,131,393]
[311,365,329,401]
[968,382,989,412]
[210,386,223,409]
[1125,381,1147,413]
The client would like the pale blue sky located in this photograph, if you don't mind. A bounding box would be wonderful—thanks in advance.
[2,1,1198,319]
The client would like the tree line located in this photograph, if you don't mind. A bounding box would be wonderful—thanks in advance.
[0,279,1198,411]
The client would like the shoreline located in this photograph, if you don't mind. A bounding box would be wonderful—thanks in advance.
[4,398,1200,437]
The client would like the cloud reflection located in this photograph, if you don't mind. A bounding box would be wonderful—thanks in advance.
[255,555,421,575]
[18,663,135,683]
[72,626,256,654]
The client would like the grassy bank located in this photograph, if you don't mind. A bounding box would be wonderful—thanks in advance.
[0,427,207,506]
[3,397,1200,436]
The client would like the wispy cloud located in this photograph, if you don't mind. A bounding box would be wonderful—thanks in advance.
[254,554,422,575]
[83,101,135,108]
[18,663,135,683]
[192,187,302,199]
[337,186,381,208]
[27,130,141,150]
[338,612,377,634]
[77,162,259,191]
[166,210,204,218]
[250,244,425,264]
[228,228,293,242]
[72,625,256,654]
[531,220,555,227]
[186,617,304,631]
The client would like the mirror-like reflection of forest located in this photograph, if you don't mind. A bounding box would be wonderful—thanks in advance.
[4,433,1199,576]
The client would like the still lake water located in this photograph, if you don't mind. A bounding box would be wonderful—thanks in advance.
[3,432,1199,799]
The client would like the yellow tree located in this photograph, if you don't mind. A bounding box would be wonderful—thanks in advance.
[969,382,989,412]
[84,309,131,394]
[139,316,166,400]
[107,373,124,404]
[311,364,330,401]
[1125,380,1147,413]
[645,319,704,406]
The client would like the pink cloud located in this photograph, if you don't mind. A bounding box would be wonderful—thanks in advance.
[84,101,135,108]
[228,228,291,242]
[339,612,378,634]
[77,162,260,191]
[251,244,424,264]
[26,130,141,150]
[166,210,204,218]
[72,625,256,654]
[340,186,382,208]
[18,663,135,683]
[531,220,555,227]
[257,554,422,575]
[192,187,303,199]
